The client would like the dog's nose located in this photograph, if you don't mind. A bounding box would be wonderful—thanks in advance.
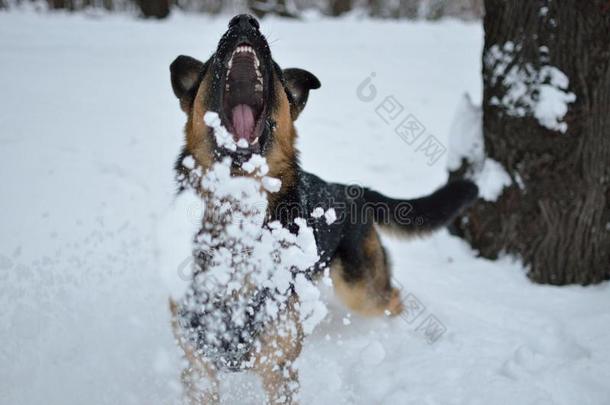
[228,14,260,30]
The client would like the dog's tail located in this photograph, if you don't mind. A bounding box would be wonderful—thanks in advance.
[363,180,478,238]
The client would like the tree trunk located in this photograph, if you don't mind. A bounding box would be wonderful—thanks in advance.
[451,0,610,285]
[48,0,67,9]
[137,0,170,18]
[102,0,114,11]
[329,0,352,16]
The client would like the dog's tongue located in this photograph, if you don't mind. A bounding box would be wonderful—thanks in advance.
[231,104,255,142]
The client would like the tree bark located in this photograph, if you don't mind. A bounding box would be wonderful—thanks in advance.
[452,0,610,285]
[329,0,352,16]
[137,0,170,18]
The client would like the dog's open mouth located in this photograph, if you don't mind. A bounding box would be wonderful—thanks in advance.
[221,44,266,151]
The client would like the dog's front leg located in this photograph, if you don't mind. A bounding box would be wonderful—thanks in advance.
[258,361,300,405]
[181,357,220,405]
[253,297,303,404]
[170,299,220,404]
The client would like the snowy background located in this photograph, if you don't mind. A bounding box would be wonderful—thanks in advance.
[1,9,609,405]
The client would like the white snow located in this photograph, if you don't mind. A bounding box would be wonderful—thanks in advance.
[447,95,511,201]
[174,153,322,364]
[294,272,328,335]
[533,67,576,132]
[324,208,337,225]
[1,9,609,405]
[485,42,576,133]
[261,175,282,192]
[311,207,325,218]
[241,154,269,175]
[474,158,513,201]
[205,111,237,151]
[181,154,196,169]
[447,93,484,171]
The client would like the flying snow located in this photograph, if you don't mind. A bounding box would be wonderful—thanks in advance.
[174,119,325,371]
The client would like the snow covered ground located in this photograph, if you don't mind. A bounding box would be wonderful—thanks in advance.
[1,9,609,405]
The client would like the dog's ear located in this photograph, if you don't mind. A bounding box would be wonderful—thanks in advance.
[170,55,207,111]
[283,68,321,120]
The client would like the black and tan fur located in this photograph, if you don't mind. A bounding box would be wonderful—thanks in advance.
[169,14,478,404]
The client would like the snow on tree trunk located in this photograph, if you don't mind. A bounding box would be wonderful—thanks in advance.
[450,0,610,285]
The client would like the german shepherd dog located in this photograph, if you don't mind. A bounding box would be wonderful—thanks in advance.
[169,14,478,404]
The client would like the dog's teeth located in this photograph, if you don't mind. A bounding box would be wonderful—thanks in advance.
[252,137,259,145]
[254,83,263,92]
[235,45,255,55]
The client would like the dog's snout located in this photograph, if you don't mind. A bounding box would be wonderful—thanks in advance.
[228,14,259,31]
